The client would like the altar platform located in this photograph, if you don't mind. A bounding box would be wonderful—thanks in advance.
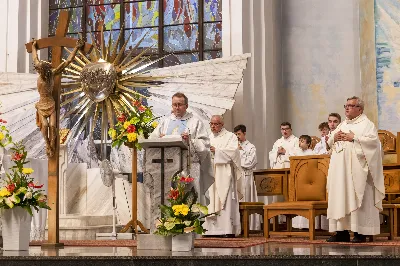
[1,238,400,266]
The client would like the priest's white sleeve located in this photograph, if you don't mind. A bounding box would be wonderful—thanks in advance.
[190,119,211,162]
[268,140,280,168]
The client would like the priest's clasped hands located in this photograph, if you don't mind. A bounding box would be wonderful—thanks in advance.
[277,147,286,155]
[334,130,355,142]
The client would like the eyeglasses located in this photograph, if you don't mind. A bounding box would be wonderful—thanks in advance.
[344,104,360,109]
[172,103,186,108]
[280,128,291,131]
[209,122,221,126]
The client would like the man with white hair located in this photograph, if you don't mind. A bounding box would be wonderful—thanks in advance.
[203,115,242,237]
[326,96,385,243]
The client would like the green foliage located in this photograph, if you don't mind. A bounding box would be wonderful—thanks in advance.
[108,95,158,150]
[0,142,51,215]
[153,174,215,236]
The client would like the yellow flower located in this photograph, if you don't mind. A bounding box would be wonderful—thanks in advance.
[127,132,137,142]
[151,121,159,128]
[123,121,131,129]
[0,187,11,197]
[0,132,4,141]
[108,128,117,140]
[172,204,189,216]
[22,168,34,175]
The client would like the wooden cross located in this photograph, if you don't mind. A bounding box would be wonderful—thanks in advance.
[25,10,91,247]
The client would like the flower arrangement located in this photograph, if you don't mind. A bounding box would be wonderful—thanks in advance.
[0,142,50,215]
[108,96,158,149]
[154,173,211,236]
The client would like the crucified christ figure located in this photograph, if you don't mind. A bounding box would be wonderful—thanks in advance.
[31,38,85,157]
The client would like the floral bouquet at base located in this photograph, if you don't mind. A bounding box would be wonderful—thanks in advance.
[108,96,158,150]
[0,142,50,215]
[154,173,213,236]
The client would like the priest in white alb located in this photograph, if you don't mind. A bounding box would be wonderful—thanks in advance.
[149,92,213,204]
[204,115,242,237]
[234,124,261,231]
[326,96,385,243]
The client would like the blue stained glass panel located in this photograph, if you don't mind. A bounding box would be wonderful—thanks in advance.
[124,1,159,28]
[164,0,198,25]
[164,24,199,52]
[203,0,222,22]
[49,8,83,35]
[204,22,221,49]
[86,30,121,51]
[86,4,121,31]
[50,0,83,9]
[164,53,199,67]
[204,50,222,60]
[124,28,158,52]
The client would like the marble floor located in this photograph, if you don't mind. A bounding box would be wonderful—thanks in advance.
[1,242,400,257]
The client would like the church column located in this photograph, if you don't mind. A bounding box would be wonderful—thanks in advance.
[0,0,48,73]
[223,0,283,169]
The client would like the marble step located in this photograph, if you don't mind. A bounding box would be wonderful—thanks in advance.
[45,224,123,240]
[58,214,114,227]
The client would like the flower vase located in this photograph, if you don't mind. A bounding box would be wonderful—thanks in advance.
[172,233,194,252]
[1,207,32,250]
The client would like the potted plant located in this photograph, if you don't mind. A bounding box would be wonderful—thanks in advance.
[154,173,212,251]
[0,142,50,250]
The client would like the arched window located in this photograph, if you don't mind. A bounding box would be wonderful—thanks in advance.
[49,0,222,66]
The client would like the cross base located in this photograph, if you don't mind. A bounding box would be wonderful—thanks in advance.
[120,219,149,234]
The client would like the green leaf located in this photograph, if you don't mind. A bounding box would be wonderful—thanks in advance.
[4,197,14,208]
[10,194,20,204]
[24,205,33,216]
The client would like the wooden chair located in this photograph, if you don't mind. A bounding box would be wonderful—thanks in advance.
[239,168,290,238]
[378,130,400,164]
[264,155,331,240]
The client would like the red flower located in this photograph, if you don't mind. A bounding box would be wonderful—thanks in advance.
[11,152,23,161]
[127,125,136,133]
[168,188,179,200]
[180,176,194,183]
[133,100,141,107]
[7,183,15,193]
[138,105,146,113]
[28,182,43,189]
[117,114,126,122]
[0,119,6,123]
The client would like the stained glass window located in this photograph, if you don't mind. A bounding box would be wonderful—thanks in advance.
[49,0,222,66]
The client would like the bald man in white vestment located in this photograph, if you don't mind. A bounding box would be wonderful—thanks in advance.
[326,97,385,243]
[203,115,242,237]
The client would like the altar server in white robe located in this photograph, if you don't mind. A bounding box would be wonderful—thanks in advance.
[264,122,298,205]
[204,115,242,237]
[291,135,328,230]
[314,122,330,155]
[234,124,261,230]
[150,92,213,204]
[326,96,385,243]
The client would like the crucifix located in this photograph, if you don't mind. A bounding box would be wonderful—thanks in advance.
[25,10,92,246]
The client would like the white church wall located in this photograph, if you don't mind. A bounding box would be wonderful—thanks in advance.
[0,0,48,73]
[281,0,362,137]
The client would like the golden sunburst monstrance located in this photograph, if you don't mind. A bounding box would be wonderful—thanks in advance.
[60,27,164,151]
